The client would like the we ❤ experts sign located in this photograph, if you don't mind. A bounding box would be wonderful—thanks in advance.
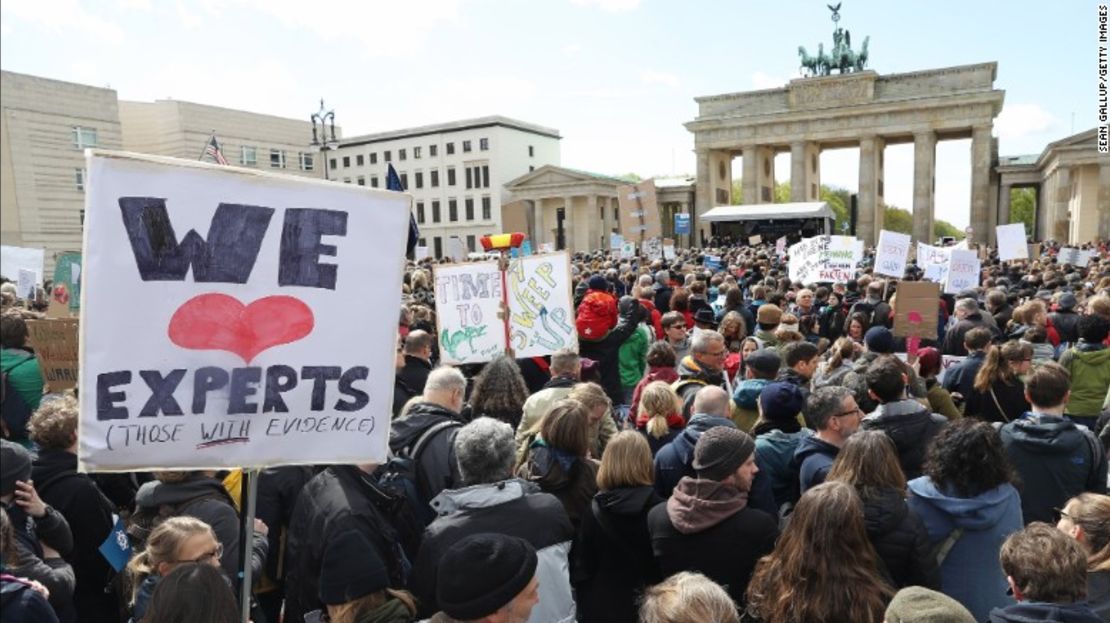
[79,152,409,471]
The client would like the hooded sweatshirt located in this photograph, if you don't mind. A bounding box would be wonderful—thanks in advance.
[1060,343,1110,418]
[731,378,771,432]
[755,428,812,509]
[988,601,1102,623]
[999,413,1108,524]
[793,434,840,493]
[907,478,1024,622]
[653,414,735,498]
[647,477,777,606]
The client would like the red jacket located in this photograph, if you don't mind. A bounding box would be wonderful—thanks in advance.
[630,365,680,418]
[639,299,664,339]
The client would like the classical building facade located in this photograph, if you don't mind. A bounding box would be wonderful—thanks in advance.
[997,129,1110,244]
[119,100,324,179]
[329,116,560,259]
[1,71,122,266]
[685,62,1005,246]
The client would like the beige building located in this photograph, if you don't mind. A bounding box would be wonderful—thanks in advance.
[996,129,1110,244]
[1,71,122,265]
[119,99,325,179]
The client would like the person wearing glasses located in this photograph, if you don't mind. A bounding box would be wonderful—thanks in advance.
[963,342,1032,423]
[673,330,729,421]
[794,386,862,494]
[126,516,223,622]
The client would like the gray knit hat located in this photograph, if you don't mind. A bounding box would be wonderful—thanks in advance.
[692,427,755,481]
[884,586,976,623]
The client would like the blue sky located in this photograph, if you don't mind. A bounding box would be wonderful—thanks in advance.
[0,0,1090,227]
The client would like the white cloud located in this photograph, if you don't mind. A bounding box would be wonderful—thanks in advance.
[561,43,583,56]
[1,0,126,44]
[175,0,202,29]
[570,0,640,11]
[750,71,794,90]
[995,103,1058,141]
[640,70,679,88]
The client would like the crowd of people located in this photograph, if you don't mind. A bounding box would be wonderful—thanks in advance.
[1,234,1110,623]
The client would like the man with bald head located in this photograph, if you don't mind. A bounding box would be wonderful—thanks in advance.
[653,385,735,498]
[398,329,435,394]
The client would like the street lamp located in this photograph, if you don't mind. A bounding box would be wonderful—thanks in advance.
[310,98,337,180]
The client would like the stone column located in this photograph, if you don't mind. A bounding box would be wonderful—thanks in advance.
[695,148,713,242]
[592,193,605,250]
[562,195,575,251]
[532,199,544,246]
[791,141,822,201]
[754,146,776,203]
[1052,167,1072,243]
[911,131,936,244]
[857,135,885,246]
[741,146,759,204]
[997,183,1012,227]
[1100,163,1110,240]
[969,125,992,245]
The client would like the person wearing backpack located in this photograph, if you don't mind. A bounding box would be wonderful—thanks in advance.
[576,275,618,341]
[846,280,892,331]
[27,396,119,623]
[1,314,44,444]
[131,470,240,581]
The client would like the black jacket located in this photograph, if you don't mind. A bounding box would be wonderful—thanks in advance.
[1000,413,1109,524]
[1051,310,1082,344]
[964,377,1030,423]
[134,476,240,579]
[397,355,433,395]
[988,600,1101,622]
[255,465,317,588]
[861,399,948,480]
[0,576,59,623]
[392,376,419,417]
[574,486,664,623]
[283,466,409,623]
[388,401,463,507]
[3,501,74,623]
[942,350,987,399]
[942,311,995,356]
[31,449,117,623]
[860,487,940,590]
[654,285,674,314]
[517,446,599,531]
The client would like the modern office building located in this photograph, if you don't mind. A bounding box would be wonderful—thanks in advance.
[328,116,560,258]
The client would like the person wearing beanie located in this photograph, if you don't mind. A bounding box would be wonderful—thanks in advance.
[885,586,976,623]
[754,304,782,349]
[0,440,76,622]
[731,349,781,432]
[1050,292,1082,344]
[751,382,811,511]
[842,326,928,414]
[314,530,416,623]
[647,426,778,607]
[429,534,539,623]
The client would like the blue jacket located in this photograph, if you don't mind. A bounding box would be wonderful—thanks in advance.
[755,429,812,508]
[793,434,839,494]
[908,477,1024,622]
[942,350,986,398]
[988,600,1101,623]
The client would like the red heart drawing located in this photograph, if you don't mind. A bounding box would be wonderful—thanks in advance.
[168,294,315,363]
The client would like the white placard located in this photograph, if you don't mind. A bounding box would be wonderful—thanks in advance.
[79,151,409,471]
[642,237,662,261]
[610,233,623,251]
[1,245,45,283]
[620,241,636,259]
[775,236,787,258]
[996,223,1028,262]
[875,230,911,278]
[539,242,555,254]
[435,252,577,364]
[414,246,429,261]
[17,269,37,299]
[787,235,861,284]
[944,249,981,294]
[917,242,951,284]
[1057,247,1092,267]
[446,236,467,262]
[663,243,676,260]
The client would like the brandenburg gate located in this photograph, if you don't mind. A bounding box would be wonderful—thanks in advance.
[685,8,1004,246]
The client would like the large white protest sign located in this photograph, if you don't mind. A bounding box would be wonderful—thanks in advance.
[662,238,676,260]
[17,269,37,299]
[788,235,861,284]
[996,223,1028,262]
[875,230,911,278]
[775,236,787,258]
[917,243,951,284]
[620,241,636,259]
[1057,247,1093,267]
[945,249,981,294]
[79,151,409,471]
[414,246,429,261]
[435,252,577,364]
[610,233,623,251]
[642,237,662,261]
[1,245,44,283]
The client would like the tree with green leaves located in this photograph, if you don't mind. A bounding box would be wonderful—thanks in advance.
[1009,187,1035,236]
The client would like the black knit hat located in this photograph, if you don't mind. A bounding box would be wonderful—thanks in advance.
[318,530,390,605]
[436,533,538,619]
[0,440,31,497]
[692,427,755,481]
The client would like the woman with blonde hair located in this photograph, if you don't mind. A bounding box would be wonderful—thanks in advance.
[744,481,894,623]
[574,431,663,622]
[517,399,600,529]
[639,572,739,623]
[965,341,1032,422]
[1058,493,1110,617]
[127,516,222,622]
[634,382,685,455]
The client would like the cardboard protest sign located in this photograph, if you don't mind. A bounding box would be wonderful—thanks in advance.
[892,281,940,341]
[617,179,661,242]
[1,245,44,283]
[788,235,861,284]
[26,319,79,392]
[51,252,82,313]
[875,230,911,278]
[748,235,762,246]
[917,243,951,284]
[944,249,981,295]
[79,151,409,471]
[1028,243,1041,260]
[435,252,577,364]
[996,223,1028,261]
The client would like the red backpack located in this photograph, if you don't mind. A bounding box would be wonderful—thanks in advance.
[576,290,618,340]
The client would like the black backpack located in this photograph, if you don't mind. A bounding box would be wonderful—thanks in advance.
[1,357,35,442]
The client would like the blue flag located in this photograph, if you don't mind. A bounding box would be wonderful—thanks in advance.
[387,164,420,257]
[98,515,132,572]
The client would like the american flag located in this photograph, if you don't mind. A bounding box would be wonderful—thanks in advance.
[204,134,229,165]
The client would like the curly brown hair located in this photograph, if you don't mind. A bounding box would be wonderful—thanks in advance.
[923,418,1018,498]
[28,395,79,450]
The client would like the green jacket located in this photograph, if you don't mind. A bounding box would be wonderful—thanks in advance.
[1060,345,1110,417]
[0,348,44,412]
[618,325,651,389]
